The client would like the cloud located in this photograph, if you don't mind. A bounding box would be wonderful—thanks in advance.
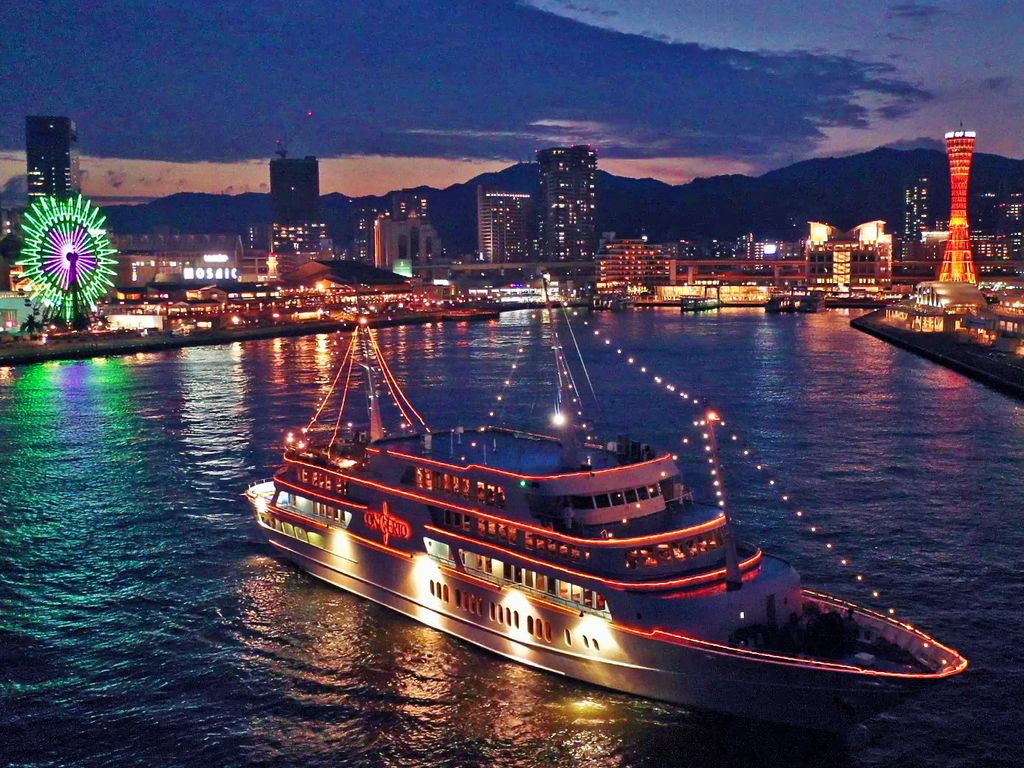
[887,2,942,21]
[0,0,930,174]
[981,76,1012,92]
[540,0,618,18]
[882,136,945,151]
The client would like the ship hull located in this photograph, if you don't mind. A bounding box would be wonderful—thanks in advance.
[254,517,925,732]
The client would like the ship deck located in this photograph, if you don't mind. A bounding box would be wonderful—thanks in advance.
[376,428,626,476]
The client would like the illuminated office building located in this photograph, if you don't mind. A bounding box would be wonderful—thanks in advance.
[537,145,597,260]
[477,187,534,262]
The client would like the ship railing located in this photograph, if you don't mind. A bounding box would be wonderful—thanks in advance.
[459,560,612,619]
[245,478,277,499]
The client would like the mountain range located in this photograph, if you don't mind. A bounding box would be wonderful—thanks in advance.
[103,147,1024,254]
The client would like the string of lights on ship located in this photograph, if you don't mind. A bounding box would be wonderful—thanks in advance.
[302,311,903,619]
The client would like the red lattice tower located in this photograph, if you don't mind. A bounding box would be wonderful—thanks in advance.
[939,130,978,284]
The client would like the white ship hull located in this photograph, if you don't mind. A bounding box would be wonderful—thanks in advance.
[254,516,931,732]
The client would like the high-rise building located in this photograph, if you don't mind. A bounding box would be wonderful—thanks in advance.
[477,187,534,262]
[351,206,384,265]
[902,177,929,258]
[537,145,597,261]
[391,192,428,220]
[26,116,80,200]
[270,155,320,224]
[939,130,978,284]
[269,155,327,269]
[999,191,1024,260]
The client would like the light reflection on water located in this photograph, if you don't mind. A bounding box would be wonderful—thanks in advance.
[1,309,1021,768]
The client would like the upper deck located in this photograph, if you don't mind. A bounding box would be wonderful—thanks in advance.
[372,428,624,477]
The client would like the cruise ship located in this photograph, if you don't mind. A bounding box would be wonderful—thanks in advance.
[247,315,967,731]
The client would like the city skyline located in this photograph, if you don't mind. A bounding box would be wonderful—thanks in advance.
[4,1,1023,201]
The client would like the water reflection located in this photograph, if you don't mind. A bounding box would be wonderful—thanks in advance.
[1,310,1020,767]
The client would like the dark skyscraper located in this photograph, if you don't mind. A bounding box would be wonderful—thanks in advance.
[537,145,597,261]
[270,155,320,224]
[26,116,80,200]
[269,155,326,265]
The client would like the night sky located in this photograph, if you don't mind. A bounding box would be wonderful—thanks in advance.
[2,0,1021,201]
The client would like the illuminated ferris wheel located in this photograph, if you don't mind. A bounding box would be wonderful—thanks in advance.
[17,194,118,327]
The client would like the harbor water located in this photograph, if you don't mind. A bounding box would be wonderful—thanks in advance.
[2,308,1021,767]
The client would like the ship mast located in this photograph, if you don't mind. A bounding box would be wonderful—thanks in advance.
[357,323,384,442]
[707,411,742,590]
[542,273,580,468]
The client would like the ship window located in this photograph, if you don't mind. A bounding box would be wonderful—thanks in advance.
[564,629,572,646]
[524,532,535,549]
[571,495,595,510]
[625,488,638,504]
[505,607,511,625]
[443,585,449,602]
[595,594,606,611]
[593,638,600,652]
[489,602,496,621]
[595,494,612,509]
[507,527,518,545]
[545,622,552,642]
[455,588,461,606]
[527,616,534,635]
[648,484,661,497]
[610,491,626,506]
[583,636,590,649]
[477,482,487,502]
[513,611,520,629]
[636,486,649,501]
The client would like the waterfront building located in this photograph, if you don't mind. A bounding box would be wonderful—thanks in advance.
[902,178,930,259]
[277,259,412,299]
[111,233,245,286]
[477,187,534,263]
[26,116,80,200]
[596,237,674,296]
[0,291,36,333]
[805,221,892,293]
[270,154,327,268]
[939,131,978,284]
[537,145,597,261]
[374,214,441,275]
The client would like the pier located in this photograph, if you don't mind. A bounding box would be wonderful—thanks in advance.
[851,309,1024,401]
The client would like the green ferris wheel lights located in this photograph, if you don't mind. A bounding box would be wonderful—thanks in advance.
[17,194,118,323]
